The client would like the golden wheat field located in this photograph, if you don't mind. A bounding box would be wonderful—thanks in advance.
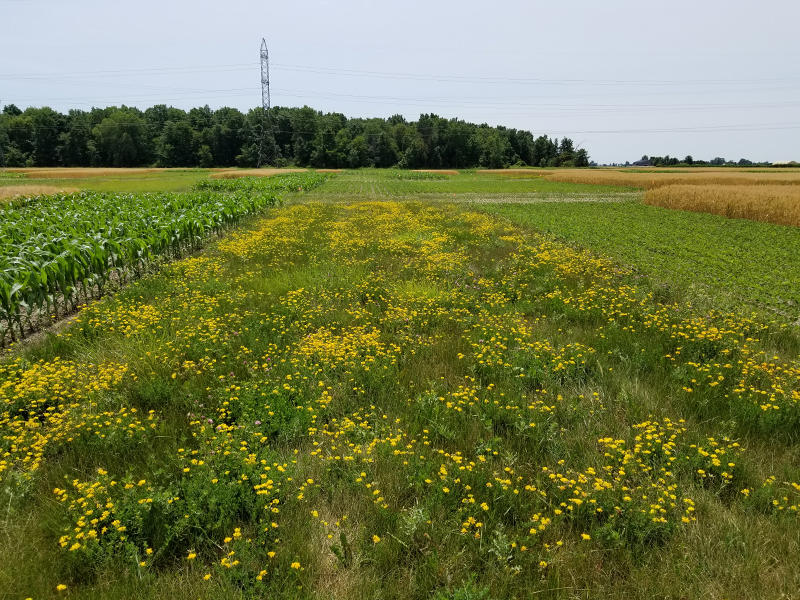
[645,184,800,227]
[544,168,800,189]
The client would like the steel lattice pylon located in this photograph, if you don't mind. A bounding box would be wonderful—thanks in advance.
[257,39,276,167]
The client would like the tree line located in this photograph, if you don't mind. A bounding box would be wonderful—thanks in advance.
[0,103,590,170]
[633,155,773,167]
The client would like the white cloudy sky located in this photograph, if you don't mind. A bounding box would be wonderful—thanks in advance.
[1,0,799,163]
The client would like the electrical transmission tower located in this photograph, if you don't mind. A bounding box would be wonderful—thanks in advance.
[257,39,277,167]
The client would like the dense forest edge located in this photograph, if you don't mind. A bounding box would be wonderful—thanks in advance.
[0,104,589,170]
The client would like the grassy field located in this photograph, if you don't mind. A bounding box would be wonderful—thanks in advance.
[1,169,799,600]
[479,200,800,323]
[307,169,631,199]
[0,169,217,194]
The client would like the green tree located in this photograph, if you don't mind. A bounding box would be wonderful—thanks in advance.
[93,109,150,167]
[331,129,351,167]
[532,135,556,167]
[291,106,319,166]
[574,148,590,167]
[58,110,92,167]
[28,107,62,166]
[373,132,399,167]
[157,120,196,167]
[197,145,214,168]
[348,135,369,168]
[2,104,22,117]
[210,107,246,166]
[480,131,508,169]
[397,132,428,169]
[4,112,34,163]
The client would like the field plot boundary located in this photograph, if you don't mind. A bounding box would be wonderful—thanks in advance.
[2,200,798,600]
[210,168,309,179]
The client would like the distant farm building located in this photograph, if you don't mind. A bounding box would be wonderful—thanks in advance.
[631,160,652,167]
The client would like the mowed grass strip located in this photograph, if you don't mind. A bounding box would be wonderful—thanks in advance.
[1,200,798,600]
[645,184,800,227]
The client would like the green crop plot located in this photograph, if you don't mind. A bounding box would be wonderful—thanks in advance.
[195,172,329,193]
[0,172,333,345]
[480,200,800,322]
[309,169,631,197]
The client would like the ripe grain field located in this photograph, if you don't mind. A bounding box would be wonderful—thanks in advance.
[1,169,799,600]
[541,167,800,189]
[644,184,800,227]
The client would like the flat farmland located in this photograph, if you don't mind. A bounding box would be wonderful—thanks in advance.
[307,168,631,199]
[542,167,800,189]
[0,169,222,194]
[481,199,800,322]
[1,169,798,600]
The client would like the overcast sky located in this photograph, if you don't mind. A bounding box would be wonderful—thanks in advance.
[1,0,798,164]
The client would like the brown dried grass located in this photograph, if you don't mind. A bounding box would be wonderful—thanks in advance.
[544,168,800,189]
[210,168,308,179]
[0,185,80,200]
[644,184,800,227]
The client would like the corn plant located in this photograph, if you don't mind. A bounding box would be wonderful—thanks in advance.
[0,172,333,345]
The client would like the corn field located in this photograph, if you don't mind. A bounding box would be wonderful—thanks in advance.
[0,172,332,345]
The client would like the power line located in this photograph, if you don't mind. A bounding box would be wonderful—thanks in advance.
[11,83,800,106]
[4,60,800,87]
[269,63,800,87]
